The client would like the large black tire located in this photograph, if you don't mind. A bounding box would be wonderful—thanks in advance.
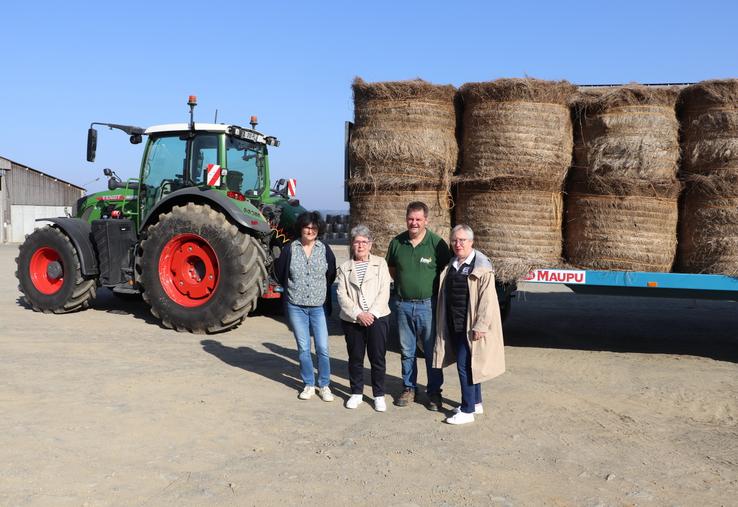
[137,203,267,333]
[15,226,97,313]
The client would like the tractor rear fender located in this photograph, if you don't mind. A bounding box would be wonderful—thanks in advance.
[140,188,272,235]
[36,218,100,276]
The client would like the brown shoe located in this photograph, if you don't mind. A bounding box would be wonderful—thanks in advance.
[427,392,442,412]
[395,388,415,407]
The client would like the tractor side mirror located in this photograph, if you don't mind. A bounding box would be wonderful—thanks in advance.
[103,168,113,176]
[86,128,98,162]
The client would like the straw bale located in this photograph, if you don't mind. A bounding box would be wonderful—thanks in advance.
[461,78,576,105]
[572,85,679,113]
[347,175,446,192]
[350,78,458,185]
[571,85,680,182]
[676,174,738,275]
[455,179,564,282]
[564,183,678,272]
[678,79,738,179]
[567,175,682,199]
[459,78,576,182]
[349,188,452,258]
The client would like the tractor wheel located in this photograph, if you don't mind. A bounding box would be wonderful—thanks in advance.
[137,203,267,333]
[15,226,97,313]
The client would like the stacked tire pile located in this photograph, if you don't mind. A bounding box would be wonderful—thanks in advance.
[348,78,455,257]
[323,214,351,244]
[455,78,577,282]
[677,79,738,274]
[565,86,681,271]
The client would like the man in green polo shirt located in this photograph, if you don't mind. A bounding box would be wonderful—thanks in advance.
[386,201,452,410]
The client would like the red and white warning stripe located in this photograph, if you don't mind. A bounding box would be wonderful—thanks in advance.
[206,164,222,186]
[287,178,297,197]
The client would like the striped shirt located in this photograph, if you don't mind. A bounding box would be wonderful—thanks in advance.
[353,260,369,311]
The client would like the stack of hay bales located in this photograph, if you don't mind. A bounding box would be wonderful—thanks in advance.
[348,78,455,256]
[677,79,738,274]
[455,78,576,281]
[565,85,681,271]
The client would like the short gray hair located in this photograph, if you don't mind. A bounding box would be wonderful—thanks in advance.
[450,224,474,241]
[350,224,374,242]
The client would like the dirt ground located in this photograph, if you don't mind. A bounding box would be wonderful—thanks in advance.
[1,242,737,506]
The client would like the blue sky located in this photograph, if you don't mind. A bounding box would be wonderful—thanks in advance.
[2,0,736,210]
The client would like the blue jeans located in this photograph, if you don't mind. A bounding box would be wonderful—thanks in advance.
[285,302,331,388]
[396,298,443,393]
[453,331,482,413]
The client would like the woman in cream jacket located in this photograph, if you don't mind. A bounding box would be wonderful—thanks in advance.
[336,224,392,412]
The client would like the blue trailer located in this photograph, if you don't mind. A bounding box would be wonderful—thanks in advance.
[501,268,738,321]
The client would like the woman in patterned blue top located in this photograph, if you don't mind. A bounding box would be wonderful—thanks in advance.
[274,211,337,402]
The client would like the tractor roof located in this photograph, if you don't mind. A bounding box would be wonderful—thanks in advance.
[144,123,279,146]
[145,123,230,134]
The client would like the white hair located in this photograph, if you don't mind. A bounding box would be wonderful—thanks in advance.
[450,224,474,241]
[350,224,374,242]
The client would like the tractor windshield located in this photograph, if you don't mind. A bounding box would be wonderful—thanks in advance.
[225,136,265,196]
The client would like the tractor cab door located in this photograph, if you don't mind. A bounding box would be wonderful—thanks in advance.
[139,133,219,219]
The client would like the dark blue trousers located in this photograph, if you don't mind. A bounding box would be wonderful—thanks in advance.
[453,331,482,413]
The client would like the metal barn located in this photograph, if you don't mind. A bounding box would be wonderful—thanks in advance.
[0,156,85,243]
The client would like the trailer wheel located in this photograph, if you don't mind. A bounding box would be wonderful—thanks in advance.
[137,203,267,333]
[15,226,97,313]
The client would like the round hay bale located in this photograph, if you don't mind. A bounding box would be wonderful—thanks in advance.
[678,79,738,179]
[564,179,680,272]
[455,177,564,282]
[350,78,458,186]
[571,85,680,182]
[349,188,452,258]
[459,78,576,183]
[677,174,738,275]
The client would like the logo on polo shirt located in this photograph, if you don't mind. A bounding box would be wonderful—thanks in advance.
[419,257,432,264]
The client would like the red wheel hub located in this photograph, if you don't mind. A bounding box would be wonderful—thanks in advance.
[159,234,219,307]
[29,247,64,295]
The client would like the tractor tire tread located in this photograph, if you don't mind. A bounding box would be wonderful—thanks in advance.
[15,226,97,314]
[137,204,266,333]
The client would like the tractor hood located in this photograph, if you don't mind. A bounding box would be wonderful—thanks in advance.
[139,187,272,234]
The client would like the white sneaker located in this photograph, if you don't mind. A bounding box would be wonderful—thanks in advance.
[318,386,334,402]
[298,386,315,400]
[374,396,387,412]
[346,394,363,409]
[454,403,483,415]
[446,411,475,425]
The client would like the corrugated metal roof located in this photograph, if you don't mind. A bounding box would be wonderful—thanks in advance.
[0,155,85,190]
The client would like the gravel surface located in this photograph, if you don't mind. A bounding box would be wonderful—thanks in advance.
[2,243,737,506]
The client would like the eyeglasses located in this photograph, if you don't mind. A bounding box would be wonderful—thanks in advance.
[451,238,470,244]
[302,225,318,231]
[352,240,372,246]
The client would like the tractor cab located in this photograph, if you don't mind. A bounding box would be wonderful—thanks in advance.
[136,122,277,221]
[82,96,298,235]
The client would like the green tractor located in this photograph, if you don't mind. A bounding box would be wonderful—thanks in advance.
[16,96,305,332]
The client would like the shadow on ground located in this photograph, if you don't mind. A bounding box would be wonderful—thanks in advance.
[504,292,738,363]
[199,338,450,407]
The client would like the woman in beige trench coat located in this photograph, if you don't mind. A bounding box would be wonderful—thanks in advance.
[433,224,505,424]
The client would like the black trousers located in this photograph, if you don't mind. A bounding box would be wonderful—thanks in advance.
[342,315,389,397]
